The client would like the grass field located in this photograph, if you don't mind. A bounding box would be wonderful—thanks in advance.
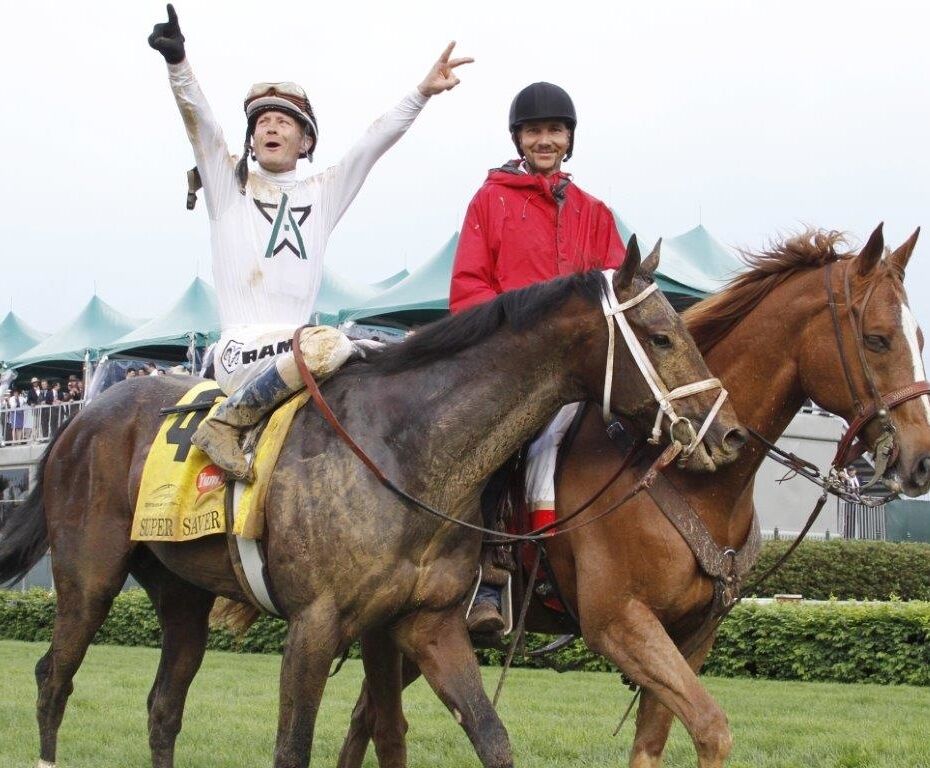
[1,640,928,768]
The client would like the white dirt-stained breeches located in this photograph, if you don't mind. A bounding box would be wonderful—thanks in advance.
[215,325,354,395]
[524,403,581,509]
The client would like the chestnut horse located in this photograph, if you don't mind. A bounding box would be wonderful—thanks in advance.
[340,225,930,768]
[0,245,745,768]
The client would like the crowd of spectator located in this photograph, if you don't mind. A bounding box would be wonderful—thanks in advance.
[1,375,84,444]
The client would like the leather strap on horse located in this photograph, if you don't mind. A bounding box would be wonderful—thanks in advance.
[291,326,680,544]
[832,380,930,467]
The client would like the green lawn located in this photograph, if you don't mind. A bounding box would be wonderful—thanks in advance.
[1,640,927,767]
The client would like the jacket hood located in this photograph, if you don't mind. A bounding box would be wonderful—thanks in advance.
[485,159,572,194]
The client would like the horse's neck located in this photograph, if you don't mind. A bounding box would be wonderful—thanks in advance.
[673,273,818,531]
[376,328,581,505]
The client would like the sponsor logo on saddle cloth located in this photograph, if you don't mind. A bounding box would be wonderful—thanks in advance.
[132,380,311,543]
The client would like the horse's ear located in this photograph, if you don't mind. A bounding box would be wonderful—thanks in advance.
[857,222,884,276]
[617,234,641,289]
[641,238,662,277]
[888,227,920,278]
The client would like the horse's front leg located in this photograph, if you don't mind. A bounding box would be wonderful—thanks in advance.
[392,608,512,768]
[273,601,341,768]
[338,643,422,768]
[629,630,718,768]
[583,599,731,768]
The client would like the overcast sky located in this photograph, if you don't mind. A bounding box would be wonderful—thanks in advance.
[2,1,928,353]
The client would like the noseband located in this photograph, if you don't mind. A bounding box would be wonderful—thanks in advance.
[825,260,930,487]
[599,270,728,460]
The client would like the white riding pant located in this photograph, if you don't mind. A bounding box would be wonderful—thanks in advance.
[214,324,353,395]
[524,403,581,510]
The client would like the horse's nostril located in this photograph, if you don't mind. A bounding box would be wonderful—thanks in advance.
[915,456,930,486]
[723,427,748,454]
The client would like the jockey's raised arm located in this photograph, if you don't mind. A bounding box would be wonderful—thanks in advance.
[149,4,472,481]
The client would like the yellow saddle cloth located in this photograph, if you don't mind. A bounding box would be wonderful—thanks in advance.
[132,380,310,543]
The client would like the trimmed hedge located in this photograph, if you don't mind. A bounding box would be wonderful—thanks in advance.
[745,539,930,600]
[2,589,929,686]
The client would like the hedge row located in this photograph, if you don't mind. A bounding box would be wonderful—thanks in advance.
[2,589,929,686]
[744,539,930,600]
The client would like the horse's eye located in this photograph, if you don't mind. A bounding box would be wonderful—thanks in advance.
[864,334,889,352]
[651,334,672,349]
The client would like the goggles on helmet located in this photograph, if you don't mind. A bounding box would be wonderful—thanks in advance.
[244,81,318,145]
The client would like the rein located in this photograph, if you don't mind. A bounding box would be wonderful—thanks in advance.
[291,325,682,545]
[290,270,728,545]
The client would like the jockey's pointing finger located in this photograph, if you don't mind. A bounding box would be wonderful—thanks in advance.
[447,57,474,69]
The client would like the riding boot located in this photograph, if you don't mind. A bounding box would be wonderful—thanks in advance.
[191,365,301,482]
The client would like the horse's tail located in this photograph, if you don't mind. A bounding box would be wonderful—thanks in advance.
[0,420,70,586]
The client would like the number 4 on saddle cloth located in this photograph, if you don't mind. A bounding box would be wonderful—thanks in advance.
[132,380,310,544]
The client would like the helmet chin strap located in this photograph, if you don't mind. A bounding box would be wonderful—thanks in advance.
[599,270,728,459]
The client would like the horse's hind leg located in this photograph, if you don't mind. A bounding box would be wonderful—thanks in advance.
[629,633,716,768]
[584,600,731,768]
[132,552,216,768]
[337,652,422,768]
[392,608,512,768]
[36,519,133,765]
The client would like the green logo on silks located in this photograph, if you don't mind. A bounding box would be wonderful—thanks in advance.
[255,192,312,260]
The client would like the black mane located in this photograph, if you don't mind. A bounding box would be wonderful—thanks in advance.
[362,270,607,374]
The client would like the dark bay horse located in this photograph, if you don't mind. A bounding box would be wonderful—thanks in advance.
[0,243,746,768]
[340,225,930,768]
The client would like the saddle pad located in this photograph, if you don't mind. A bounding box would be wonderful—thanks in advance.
[132,381,310,543]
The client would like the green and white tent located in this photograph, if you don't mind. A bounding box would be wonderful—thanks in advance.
[10,295,143,368]
[103,277,220,357]
[339,234,459,326]
[313,268,380,326]
[0,312,48,370]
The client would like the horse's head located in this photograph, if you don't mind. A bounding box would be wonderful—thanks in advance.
[800,223,930,496]
[580,236,746,471]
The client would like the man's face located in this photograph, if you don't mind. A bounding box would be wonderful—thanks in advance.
[518,120,571,176]
[252,110,313,173]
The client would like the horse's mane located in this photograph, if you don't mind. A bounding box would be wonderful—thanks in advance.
[684,229,854,353]
[362,270,606,374]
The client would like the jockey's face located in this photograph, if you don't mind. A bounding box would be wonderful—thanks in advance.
[252,110,314,173]
[518,120,570,176]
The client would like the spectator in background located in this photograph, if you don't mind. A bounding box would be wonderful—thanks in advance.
[7,388,25,442]
[126,368,138,379]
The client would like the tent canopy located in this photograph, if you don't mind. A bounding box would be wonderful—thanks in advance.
[0,312,48,367]
[11,295,143,367]
[340,233,458,325]
[612,215,743,300]
[313,268,379,325]
[104,277,220,355]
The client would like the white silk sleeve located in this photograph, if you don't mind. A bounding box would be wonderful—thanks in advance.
[318,90,429,236]
[167,59,240,221]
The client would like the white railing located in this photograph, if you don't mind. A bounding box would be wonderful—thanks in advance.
[837,502,887,540]
[0,402,84,447]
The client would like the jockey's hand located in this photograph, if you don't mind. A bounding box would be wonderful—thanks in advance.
[148,4,186,65]
[417,42,473,97]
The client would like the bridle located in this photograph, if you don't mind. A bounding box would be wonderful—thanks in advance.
[823,259,930,489]
[599,269,728,461]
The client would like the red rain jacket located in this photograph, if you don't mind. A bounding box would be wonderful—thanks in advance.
[449,161,626,313]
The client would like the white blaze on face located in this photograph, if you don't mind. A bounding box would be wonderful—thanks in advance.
[900,302,930,424]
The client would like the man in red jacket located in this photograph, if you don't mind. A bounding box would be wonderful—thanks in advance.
[451,82,626,633]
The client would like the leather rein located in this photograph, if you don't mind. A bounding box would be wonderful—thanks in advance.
[290,271,727,545]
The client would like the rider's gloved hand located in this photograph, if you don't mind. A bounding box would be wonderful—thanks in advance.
[148,4,186,65]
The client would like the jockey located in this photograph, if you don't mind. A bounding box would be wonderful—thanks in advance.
[450,81,626,633]
[149,5,471,481]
